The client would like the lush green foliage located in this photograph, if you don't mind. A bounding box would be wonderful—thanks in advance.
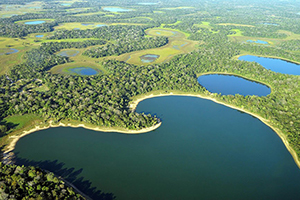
[1,0,300,198]
[83,36,168,57]
[0,162,84,199]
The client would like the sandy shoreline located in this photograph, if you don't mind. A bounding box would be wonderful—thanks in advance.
[129,92,300,169]
[2,121,161,163]
[2,91,300,170]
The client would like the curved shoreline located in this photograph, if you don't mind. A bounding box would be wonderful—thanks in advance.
[130,92,300,170]
[2,121,161,163]
[2,91,300,171]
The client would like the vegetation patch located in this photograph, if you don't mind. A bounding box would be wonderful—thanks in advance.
[218,23,255,27]
[15,19,55,24]
[50,61,104,75]
[117,28,198,65]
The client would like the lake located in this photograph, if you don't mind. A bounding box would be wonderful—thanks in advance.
[24,20,45,25]
[198,74,270,96]
[247,40,268,44]
[140,54,160,63]
[96,24,107,27]
[58,50,80,57]
[102,7,132,12]
[0,48,19,55]
[35,35,44,38]
[239,55,300,75]
[13,96,300,199]
[68,67,99,76]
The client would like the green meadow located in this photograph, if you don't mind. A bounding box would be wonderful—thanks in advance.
[117,28,198,65]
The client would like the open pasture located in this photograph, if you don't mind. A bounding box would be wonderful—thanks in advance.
[117,28,198,65]
[50,61,104,76]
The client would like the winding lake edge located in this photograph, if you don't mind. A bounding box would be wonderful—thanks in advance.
[2,88,300,171]
[198,72,272,92]
[234,53,300,65]
[2,90,300,199]
[2,77,300,174]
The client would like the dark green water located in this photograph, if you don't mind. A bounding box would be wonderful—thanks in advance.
[13,96,300,200]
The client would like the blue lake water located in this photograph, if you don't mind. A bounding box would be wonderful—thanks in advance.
[102,7,132,12]
[0,48,19,55]
[35,35,44,38]
[247,40,268,44]
[61,3,71,6]
[173,45,179,50]
[181,42,188,47]
[69,67,99,76]
[13,96,300,199]
[239,55,300,75]
[96,24,107,27]
[58,50,79,57]
[24,20,45,25]
[198,74,270,96]
[262,23,279,26]
[73,28,80,30]
[140,54,159,63]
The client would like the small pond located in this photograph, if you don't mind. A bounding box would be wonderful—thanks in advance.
[73,28,80,30]
[239,55,300,75]
[96,24,107,27]
[102,7,132,12]
[0,48,19,55]
[262,23,279,26]
[198,74,270,96]
[1,14,18,18]
[247,40,268,44]
[61,3,71,6]
[25,20,45,25]
[173,45,179,50]
[58,50,80,57]
[35,35,44,38]
[181,42,188,47]
[140,54,160,63]
[68,67,99,76]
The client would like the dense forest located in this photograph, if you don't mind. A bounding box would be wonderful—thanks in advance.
[0,162,84,199]
[1,0,300,199]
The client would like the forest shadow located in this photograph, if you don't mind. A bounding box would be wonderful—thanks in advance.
[0,119,18,138]
[13,155,116,200]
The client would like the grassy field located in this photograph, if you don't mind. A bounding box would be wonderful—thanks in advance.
[228,30,300,46]
[0,36,43,75]
[0,2,44,18]
[54,22,146,30]
[50,61,105,75]
[229,28,243,37]
[50,48,107,75]
[218,23,255,27]
[117,28,198,65]
[15,18,55,25]
[160,7,194,10]
[194,21,219,33]
[72,11,106,16]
